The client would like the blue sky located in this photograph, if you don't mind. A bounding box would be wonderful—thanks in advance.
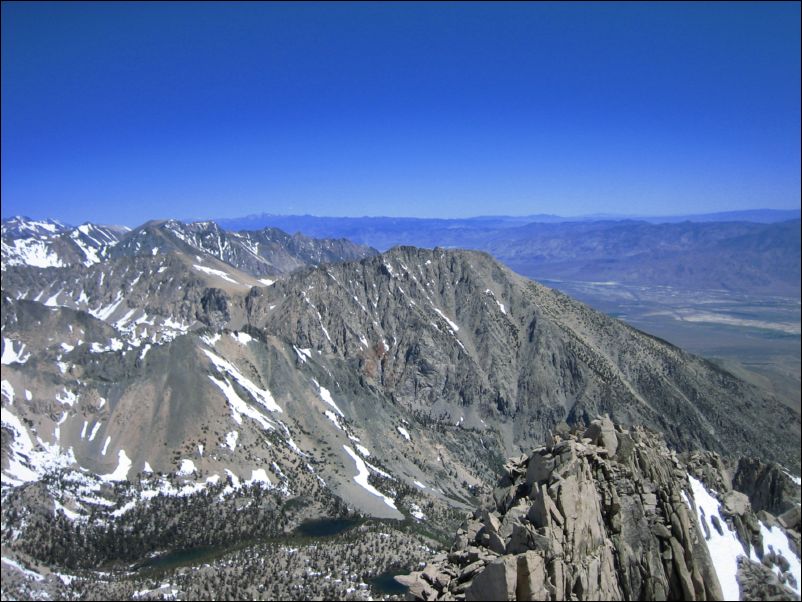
[2,2,800,226]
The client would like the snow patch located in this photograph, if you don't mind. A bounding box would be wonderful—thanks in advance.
[1,409,78,486]
[685,476,747,601]
[193,264,238,283]
[225,431,239,450]
[207,374,275,431]
[343,445,397,510]
[294,345,309,363]
[2,238,65,269]
[201,333,221,347]
[56,389,77,406]
[115,308,136,328]
[760,522,801,594]
[178,459,196,476]
[231,331,253,345]
[101,449,132,481]
[433,308,459,331]
[44,289,63,306]
[410,503,426,521]
[782,469,802,487]
[0,411,37,484]
[88,421,102,442]
[316,381,344,416]
[203,349,282,413]
[1,380,14,404]
[90,293,124,322]
[2,557,44,581]
[2,339,31,365]
[365,460,393,479]
[485,289,507,314]
[324,410,342,429]
[247,469,272,486]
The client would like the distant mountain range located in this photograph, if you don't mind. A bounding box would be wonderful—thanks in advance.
[6,210,798,298]
[215,208,802,233]
[211,211,801,296]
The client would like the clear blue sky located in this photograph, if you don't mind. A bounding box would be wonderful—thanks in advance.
[2,1,800,226]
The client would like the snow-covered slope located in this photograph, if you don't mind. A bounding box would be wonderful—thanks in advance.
[1,217,127,270]
[110,219,376,277]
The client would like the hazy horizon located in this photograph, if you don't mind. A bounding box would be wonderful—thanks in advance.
[3,206,800,229]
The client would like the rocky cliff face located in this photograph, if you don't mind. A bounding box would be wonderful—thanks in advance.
[250,246,800,471]
[733,457,802,516]
[399,417,801,601]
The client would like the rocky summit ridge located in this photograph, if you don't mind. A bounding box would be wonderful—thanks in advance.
[399,416,801,601]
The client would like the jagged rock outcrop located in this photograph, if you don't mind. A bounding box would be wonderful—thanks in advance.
[400,417,801,601]
[737,557,799,602]
[734,457,801,516]
[682,449,733,495]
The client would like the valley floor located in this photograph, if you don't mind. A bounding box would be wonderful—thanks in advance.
[537,279,802,414]
[1,492,450,601]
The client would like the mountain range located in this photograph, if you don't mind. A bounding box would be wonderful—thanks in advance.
[1,215,799,600]
[212,213,801,297]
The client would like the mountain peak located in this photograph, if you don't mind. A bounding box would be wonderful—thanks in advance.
[1,216,69,238]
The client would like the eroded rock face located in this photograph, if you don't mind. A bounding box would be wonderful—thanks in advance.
[253,246,801,473]
[733,457,801,516]
[399,419,802,601]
